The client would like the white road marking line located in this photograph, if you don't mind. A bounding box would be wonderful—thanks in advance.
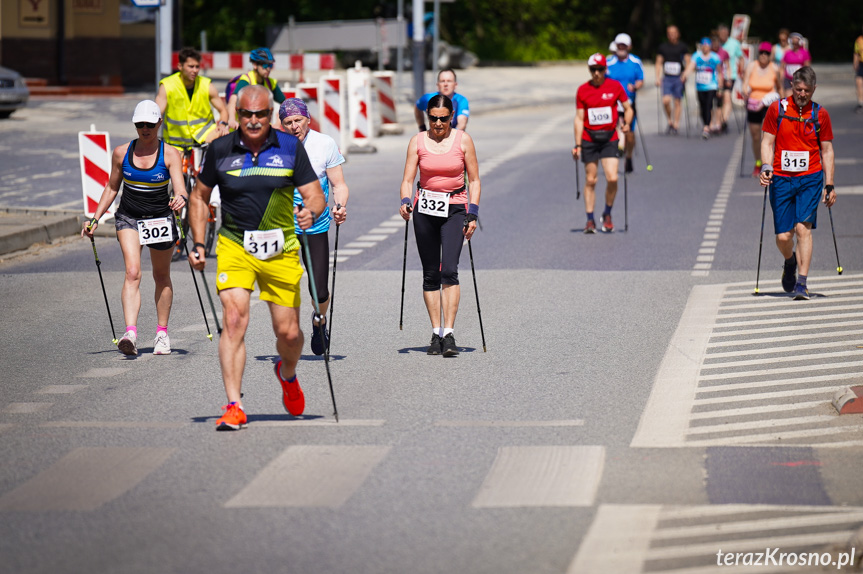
[5,403,52,413]
[378,220,405,227]
[567,504,661,574]
[689,401,824,419]
[710,317,863,336]
[702,349,862,367]
[708,339,862,358]
[332,248,363,256]
[344,241,377,248]
[435,420,585,427]
[253,419,385,427]
[631,285,724,448]
[645,531,852,560]
[713,311,863,328]
[686,415,838,435]
[697,371,860,393]
[0,447,175,511]
[654,509,863,539]
[723,273,863,291]
[659,504,863,520]
[368,227,400,234]
[695,385,842,405]
[721,287,863,307]
[686,425,863,446]
[224,445,391,508]
[472,446,605,508]
[41,421,188,429]
[707,328,863,347]
[699,360,863,381]
[717,302,863,320]
[36,385,88,394]
[355,234,389,241]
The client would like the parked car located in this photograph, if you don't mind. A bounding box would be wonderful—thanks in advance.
[0,66,30,118]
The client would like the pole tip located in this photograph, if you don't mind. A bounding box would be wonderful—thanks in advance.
[752,288,760,295]
[647,165,654,171]
[483,346,487,352]
[838,267,843,274]
[112,339,119,345]
[207,333,213,340]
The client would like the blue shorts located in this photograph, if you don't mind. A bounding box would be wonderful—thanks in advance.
[662,76,684,99]
[769,171,823,234]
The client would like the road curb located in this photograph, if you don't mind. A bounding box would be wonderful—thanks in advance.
[0,207,88,256]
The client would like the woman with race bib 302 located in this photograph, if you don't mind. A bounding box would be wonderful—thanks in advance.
[399,94,481,357]
[82,100,186,356]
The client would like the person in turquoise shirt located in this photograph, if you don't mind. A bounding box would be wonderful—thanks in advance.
[681,38,724,139]
[719,24,745,130]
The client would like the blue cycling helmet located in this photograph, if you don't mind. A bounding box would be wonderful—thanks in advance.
[250,47,274,64]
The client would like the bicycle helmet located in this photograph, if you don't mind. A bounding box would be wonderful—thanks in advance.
[250,47,274,64]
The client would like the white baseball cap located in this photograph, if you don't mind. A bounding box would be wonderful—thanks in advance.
[609,41,617,52]
[614,33,632,47]
[132,100,161,124]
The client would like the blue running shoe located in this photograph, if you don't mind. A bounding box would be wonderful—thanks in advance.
[793,283,810,301]
[781,255,797,293]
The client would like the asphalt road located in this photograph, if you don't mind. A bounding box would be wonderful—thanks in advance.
[1,65,863,574]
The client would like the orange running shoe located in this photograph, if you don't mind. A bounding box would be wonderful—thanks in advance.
[215,402,247,431]
[275,360,305,416]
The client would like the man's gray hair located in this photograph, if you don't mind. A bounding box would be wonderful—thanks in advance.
[792,66,817,88]
[236,84,274,110]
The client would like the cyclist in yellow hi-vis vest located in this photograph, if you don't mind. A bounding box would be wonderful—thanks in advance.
[227,48,286,130]
[155,46,230,150]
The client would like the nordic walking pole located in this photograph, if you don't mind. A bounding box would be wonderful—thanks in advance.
[753,183,769,295]
[326,204,341,354]
[299,225,339,422]
[399,212,410,330]
[634,107,653,171]
[683,89,692,138]
[173,210,214,340]
[828,205,843,275]
[466,236,487,352]
[86,229,118,345]
[199,268,221,335]
[656,86,662,135]
[739,127,747,177]
[575,158,581,200]
[624,171,629,232]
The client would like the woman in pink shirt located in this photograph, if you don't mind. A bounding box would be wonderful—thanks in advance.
[399,94,481,357]
[781,33,812,96]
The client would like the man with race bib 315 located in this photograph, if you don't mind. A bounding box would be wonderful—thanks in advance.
[573,53,633,234]
[759,67,835,301]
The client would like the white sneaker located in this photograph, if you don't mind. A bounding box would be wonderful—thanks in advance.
[153,331,171,355]
[117,330,138,356]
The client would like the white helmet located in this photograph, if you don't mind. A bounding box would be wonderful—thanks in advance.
[614,33,632,48]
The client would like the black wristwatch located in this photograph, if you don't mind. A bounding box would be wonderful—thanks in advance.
[193,242,206,251]
[825,185,835,194]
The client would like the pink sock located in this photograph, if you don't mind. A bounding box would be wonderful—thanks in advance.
[156,325,168,335]
[126,326,137,336]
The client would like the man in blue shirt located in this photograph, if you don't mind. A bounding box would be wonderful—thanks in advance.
[414,68,470,131]
[607,33,644,173]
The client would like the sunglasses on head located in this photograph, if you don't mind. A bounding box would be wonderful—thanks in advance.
[428,114,451,124]
[135,122,157,129]
[238,108,271,120]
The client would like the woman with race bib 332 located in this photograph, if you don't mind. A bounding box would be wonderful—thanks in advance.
[82,100,186,356]
[399,94,481,357]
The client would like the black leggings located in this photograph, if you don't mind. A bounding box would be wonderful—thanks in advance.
[298,231,330,304]
[697,90,716,127]
[413,204,466,291]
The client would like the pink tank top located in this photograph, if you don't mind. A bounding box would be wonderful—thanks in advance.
[415,130,467,205]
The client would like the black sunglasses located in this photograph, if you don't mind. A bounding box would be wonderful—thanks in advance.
[135,122,157,129]
[589,66,606,72]
[238,108,271,120]
[428,114,451,124]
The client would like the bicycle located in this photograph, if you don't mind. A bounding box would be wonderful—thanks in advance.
[171,143,219,260]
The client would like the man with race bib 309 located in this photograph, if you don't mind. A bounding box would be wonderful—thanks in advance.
[759,67,835,301]
[187,85,327,431]
[573,53,633,234]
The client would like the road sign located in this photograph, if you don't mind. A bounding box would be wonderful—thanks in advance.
[131,0,161,7]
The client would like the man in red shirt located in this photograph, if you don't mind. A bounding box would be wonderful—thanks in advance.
[759,66,836,300]
[573,53,634,233]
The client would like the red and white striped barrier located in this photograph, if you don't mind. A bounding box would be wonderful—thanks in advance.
[171,52,336,73]
[347,65,375,152]
[320,75,347,152]
[372,71,397,126]
[296,83,321,132]
[78,127,112,219]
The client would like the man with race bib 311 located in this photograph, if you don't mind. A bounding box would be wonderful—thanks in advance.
[573,53,633,234]
[187,85,327,430]
[655,25,690,135]
[759,67,835,301]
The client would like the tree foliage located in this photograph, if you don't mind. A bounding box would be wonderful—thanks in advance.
[182,0,859,62]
